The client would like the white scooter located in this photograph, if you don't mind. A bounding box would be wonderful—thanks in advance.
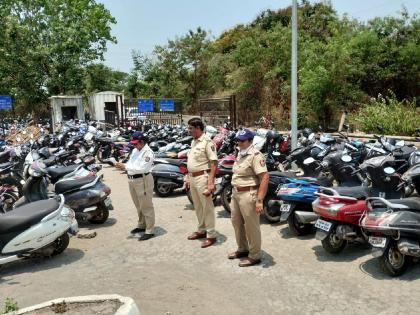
[0,194,78,267]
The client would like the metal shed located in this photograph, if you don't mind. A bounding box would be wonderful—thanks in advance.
[88,91,124,121]
[50,95,84,127]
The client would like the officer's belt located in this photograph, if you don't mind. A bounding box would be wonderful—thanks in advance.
[235,185,259,192]
[128,173,150,179]
[190,170,210,177]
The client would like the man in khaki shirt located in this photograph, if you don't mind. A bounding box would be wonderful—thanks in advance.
[228,129,269,267]
[185,118,218,248]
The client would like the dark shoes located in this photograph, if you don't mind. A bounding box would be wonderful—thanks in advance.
[131,227,145,234]
[138,233,154,241]
[201,238,217,248]
[228,251,249,260]
[187,231,206,240]
[239,257,261,267]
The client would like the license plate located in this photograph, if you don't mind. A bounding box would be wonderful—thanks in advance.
[215,177,222,185]
[74,158,82,164]
[315,219,332,232]
[89,147,94,153]
[280,203,291,212]
[369,236,387,248]
[104,197,112,207]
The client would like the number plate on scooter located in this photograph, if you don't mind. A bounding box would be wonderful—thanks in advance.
[215,177,222,185]
[74,158,82,164]
[369,236,387,248]
[104,197,112,207]
[315,219,332,232]
[280,203,291,212]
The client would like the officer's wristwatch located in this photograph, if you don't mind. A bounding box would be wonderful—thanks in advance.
[257,199,263,203]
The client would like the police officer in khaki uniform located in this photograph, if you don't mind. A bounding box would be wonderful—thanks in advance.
[185,118,218,248]
[115,132,156,241]
[228,129,269,267]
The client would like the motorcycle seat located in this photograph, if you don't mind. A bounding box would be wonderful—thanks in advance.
[387,197,420,212]
[55,176,97,194]
[334,186,371,200]
[42,157,57,167]
[156,158,186,167]
[0,151,10,163]
[269,171,298,178]
[47,164,80,182]
[0,198,60,234]
[98,138,113,144]
[0,162,13,171]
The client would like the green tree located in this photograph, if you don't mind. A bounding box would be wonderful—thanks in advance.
[0,0,116,116]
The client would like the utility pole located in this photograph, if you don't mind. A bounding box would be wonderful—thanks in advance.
[291,0,298,150]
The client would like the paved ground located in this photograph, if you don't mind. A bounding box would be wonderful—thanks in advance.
[2,166,420,314]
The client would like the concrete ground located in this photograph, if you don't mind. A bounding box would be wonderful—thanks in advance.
[1,166,420,314]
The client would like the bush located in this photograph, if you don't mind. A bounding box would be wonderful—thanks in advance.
[2,298,19,314]
[351,92,419,136]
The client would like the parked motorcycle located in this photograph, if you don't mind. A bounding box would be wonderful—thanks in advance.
[0,195,78,267]
[16,161,113,224]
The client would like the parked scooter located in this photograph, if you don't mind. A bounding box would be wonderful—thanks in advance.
[16,161,113,224]
[312,157,409,254]
[0,195,78,267]
[151,159,188,197]
[361,197,420,276]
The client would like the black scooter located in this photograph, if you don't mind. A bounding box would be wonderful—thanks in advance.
[15,161,113,224]
[152,158,188,197]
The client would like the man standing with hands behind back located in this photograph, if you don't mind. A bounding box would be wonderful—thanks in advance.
[115,131,156,241]
[185,118,218,248]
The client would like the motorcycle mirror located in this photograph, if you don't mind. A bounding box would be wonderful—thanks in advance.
[341,155,352,163]
[303,157,315,165]
[384,167,395,175]
[308,133,315,141]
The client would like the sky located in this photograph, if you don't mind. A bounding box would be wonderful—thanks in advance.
[98,0,420,73]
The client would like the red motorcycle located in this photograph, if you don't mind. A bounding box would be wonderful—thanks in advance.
[212,127,230,152]
[312,187,369,254]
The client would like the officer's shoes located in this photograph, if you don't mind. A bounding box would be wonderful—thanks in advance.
[138,233,154,241]
[131,227,145,235]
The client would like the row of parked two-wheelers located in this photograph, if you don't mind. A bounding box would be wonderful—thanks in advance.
[0,121,115,268]
[137,122,420,277]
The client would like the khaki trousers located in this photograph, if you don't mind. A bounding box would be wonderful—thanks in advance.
[189,173,217,238]
[128,174,155,234]
[230,190,262,260]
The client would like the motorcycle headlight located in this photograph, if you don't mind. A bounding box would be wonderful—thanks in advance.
[28,167,42,177]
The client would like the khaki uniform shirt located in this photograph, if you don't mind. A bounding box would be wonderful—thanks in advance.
[232,146,268,187]
[187,133,218,173]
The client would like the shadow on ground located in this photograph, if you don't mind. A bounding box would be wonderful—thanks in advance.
[0,248,85,285]
[312,243,370,263]
[359,257,420,281]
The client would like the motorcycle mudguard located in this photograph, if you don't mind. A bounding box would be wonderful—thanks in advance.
[315,229,329,241]
[279,202,295,222]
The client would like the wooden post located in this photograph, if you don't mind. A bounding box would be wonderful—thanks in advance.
[338,111,347,132]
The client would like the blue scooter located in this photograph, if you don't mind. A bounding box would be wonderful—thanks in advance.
[269,178,321,235]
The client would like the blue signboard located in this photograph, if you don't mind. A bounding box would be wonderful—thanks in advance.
[137,99,154,112]
[0,95,12,110]
[159,99,175,112]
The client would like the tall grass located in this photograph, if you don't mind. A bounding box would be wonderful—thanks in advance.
[352,92,419,136]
